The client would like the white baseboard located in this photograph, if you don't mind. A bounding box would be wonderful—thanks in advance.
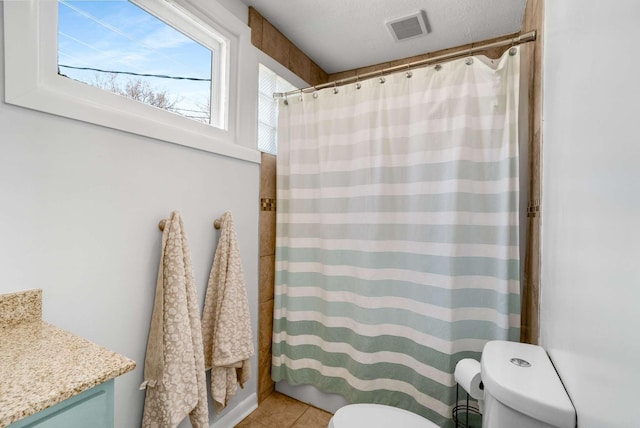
[210,393,258,427]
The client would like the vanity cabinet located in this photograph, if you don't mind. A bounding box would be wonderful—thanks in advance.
[0,290,135,428]
[8,379,113,428]
[8,380,114,428]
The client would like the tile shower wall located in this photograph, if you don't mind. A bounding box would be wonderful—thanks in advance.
[258,153,277,402]
[249,7,329,87]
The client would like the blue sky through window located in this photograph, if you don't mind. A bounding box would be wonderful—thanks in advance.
[57,0,213,122]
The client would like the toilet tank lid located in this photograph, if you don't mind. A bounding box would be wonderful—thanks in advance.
[481,341,576,428]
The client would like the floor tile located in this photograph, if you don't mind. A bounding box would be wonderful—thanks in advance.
[291,406,333,428]
[241,392,309,427]
[235,416,271,428]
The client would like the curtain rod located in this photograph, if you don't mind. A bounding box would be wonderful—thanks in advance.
[274,30,536,99]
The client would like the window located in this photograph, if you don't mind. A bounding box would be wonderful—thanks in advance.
[58,1,215,125]
[258,64,297,155]
[3,0,259,163]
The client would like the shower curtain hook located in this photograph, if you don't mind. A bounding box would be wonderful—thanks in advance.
[379,70,386,84]
[465,45,474,65]
[509,37,518,56]
[405,64,413,78]
[313,86,319,98]
[355,75,361,90]
[333,82,339,94]
[283,93,289,105]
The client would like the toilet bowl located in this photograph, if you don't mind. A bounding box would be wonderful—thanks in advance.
[327,403,438,428]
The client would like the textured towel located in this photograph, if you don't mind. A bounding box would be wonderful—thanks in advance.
[140,211,209,427]
[202,211,254,412]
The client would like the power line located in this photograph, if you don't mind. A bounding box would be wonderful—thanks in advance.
[58,64,211,82]
[58,0,202,77]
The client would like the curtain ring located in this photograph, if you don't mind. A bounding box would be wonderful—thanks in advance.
[509,38,517,56]
[283,93,289,105]
[465,44,474,65]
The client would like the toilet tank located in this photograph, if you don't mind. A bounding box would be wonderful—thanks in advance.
[480,341,576,428]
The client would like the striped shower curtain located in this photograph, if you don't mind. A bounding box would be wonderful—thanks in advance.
[272,47,521,427]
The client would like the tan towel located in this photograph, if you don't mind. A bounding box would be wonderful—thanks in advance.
[140,211,209,427]
[202,211,255,412]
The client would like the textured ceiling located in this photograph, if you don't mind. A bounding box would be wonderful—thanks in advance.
[238,0,528,74]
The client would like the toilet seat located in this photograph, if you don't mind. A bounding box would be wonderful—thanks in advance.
[328,404,438,428]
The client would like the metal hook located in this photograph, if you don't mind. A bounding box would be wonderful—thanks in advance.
[355,75,361,90]
[465,44,474,65]
[405,64,413,78]
[333,82,339,94]
[379,70,386,84]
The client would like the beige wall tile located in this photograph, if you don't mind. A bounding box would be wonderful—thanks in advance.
[262,20,289,67]
[248,7,329,86]
[260,153,276,199]
[259,210,276,257]
[310,62,329,86]
[259,299,274,361]
[289,43,312,84]
[259,255,275,303]
[258,353,275,402]
[258,299,275,401]
[248,7,263,49]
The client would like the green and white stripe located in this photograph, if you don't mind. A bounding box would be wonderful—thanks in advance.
[273,48,521,428]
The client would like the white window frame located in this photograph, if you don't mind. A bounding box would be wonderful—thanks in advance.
[3,0,259,163]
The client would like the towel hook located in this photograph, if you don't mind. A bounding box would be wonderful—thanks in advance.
[159,217,222,231]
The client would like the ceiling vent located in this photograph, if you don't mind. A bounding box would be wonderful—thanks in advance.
[386,11,429,42]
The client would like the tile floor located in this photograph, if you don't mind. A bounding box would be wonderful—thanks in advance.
[236,392,333,428]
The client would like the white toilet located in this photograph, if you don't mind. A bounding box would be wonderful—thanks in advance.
[481,340,576,428]
[328,403,438,428]
[328,340,576,428]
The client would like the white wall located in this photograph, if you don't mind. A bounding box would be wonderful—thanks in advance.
[0,2,262,427]
[541,1,640,427]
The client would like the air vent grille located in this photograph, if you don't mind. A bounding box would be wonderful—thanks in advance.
[386,12,429,42]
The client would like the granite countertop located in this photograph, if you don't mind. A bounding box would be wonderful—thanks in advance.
[0,289,136,427]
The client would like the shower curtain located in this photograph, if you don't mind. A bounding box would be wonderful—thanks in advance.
[273,47,521,427]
